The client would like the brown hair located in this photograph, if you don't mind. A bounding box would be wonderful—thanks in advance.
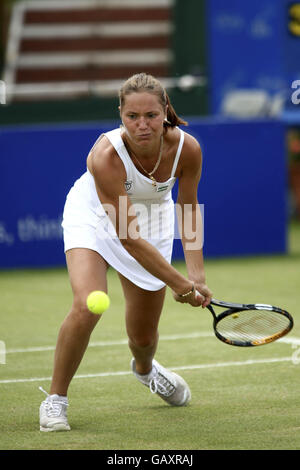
[119,73,188,129]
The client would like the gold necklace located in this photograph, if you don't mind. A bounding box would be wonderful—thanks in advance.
[127,135,164,186]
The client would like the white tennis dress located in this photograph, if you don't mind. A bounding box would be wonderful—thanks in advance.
[62,128,185,290]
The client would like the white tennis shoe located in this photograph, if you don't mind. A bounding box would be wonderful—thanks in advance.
[131,358,191,406]
[39,387,71,432]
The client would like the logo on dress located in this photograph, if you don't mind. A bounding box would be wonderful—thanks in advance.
[124,180,133,192]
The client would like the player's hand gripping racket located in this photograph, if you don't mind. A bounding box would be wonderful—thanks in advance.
[199,294,293,347]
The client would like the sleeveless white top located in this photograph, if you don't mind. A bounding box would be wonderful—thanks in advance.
[62,127,185,290]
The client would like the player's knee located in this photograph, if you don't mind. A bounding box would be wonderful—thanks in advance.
[70,297,101,326]
[128,333,156,350]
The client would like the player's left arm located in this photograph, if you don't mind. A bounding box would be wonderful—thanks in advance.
[175,133,212,307]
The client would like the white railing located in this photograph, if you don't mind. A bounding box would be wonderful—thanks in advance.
[3,75,206,102]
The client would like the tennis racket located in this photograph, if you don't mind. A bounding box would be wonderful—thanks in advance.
[204,297,293,347]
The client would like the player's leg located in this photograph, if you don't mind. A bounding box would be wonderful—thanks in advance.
[50,248,109,396]
[40,248,108,431]
[119,274,191,406]
[118,273,165,375]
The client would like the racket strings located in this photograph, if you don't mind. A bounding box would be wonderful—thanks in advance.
[216,309,291,343]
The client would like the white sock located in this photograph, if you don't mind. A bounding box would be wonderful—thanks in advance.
[58,395,68,403]
[51,394,68,403]
[134,361,157,385]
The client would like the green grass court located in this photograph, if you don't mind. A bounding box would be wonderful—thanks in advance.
[1,222,300,450]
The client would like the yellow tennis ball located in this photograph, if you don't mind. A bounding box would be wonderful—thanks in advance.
[86,291,110,314]
[232,313,239,319]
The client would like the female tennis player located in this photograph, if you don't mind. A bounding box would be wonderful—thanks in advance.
[39,73,212,432]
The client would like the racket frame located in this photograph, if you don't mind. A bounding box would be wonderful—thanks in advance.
[207,298,294,347]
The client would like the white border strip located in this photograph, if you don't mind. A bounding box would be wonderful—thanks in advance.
[23,22,172,39]
[20,0,173,10]
[6,75,207,100]
[0,356,293,385]
[17,49,172,68]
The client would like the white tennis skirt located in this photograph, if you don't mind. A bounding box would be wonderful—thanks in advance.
[62,172,175,291]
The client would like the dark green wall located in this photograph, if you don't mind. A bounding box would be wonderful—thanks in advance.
[172,0,207,78]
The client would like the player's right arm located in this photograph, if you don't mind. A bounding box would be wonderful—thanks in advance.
[87,137,198,301]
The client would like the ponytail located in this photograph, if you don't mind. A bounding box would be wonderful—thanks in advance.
[164,92,188,129]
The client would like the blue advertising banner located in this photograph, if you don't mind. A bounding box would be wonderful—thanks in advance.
[0,118,287,269]
[284,1,300,110]
[207,0,286,114]
[0,122,113,268]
